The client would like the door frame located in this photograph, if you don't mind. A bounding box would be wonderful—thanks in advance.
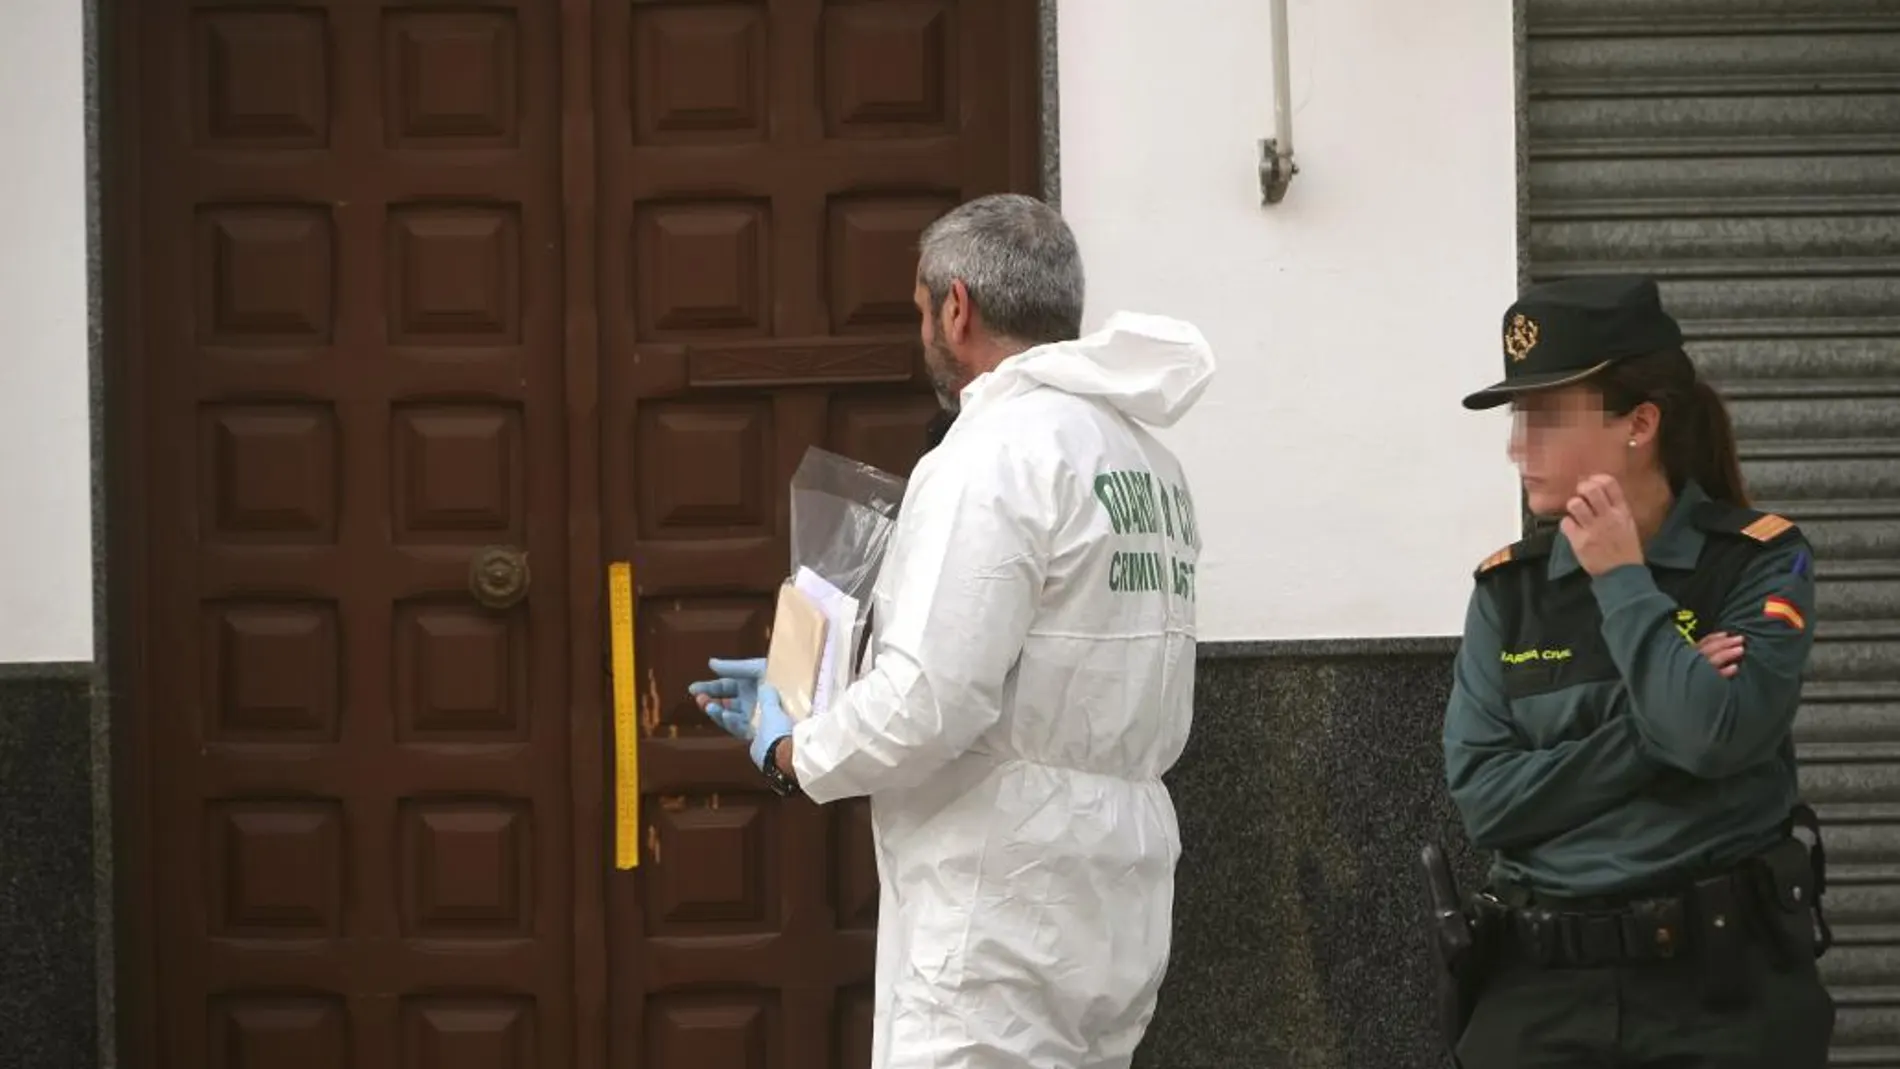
[102,1,156,1062]
[98,2,1056,1066]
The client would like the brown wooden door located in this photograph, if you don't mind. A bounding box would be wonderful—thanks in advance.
[599,2,1039,1067]
[128,2,581,1066]
[118,0,1040,1067]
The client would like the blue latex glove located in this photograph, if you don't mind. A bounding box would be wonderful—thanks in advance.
[687,656,766,735]
[748,683,793,772]
[686,657,792,770]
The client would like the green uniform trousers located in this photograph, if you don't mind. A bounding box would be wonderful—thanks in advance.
[1455,935,1835,1068]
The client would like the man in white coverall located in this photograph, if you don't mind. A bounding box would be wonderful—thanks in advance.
[688,193,1213,1069]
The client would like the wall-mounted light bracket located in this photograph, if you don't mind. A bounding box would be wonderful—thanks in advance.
[1259,138,1297,205]
[1259,0,1298,205]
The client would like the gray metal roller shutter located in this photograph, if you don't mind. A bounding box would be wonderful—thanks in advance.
[1525,0,1900,1061]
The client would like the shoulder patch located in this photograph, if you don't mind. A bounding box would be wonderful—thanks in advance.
[1763,594,1807,631]
[1741,513,1795,543]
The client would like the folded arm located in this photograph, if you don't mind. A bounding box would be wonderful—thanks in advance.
[1444,586,1663,851]
[1591,536,1816,779]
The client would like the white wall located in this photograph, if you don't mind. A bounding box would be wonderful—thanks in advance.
[0,0,1520,657]
[1059,0,1524,641]
[0,0,93,662]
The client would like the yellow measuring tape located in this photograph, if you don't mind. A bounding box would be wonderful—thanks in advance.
[608,561,640,869]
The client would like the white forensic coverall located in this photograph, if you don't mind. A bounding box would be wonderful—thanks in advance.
[790,311,1214,1069]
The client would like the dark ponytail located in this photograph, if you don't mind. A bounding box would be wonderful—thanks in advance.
[1676,378,1749,506]
[1594,348,1750,506]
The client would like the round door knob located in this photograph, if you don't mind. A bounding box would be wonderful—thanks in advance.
[470,545,530,609]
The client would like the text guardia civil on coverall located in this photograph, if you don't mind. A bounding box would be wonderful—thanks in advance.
[786,312,1215,1069]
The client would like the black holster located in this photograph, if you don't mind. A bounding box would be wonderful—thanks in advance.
[1418,842,1493,1058]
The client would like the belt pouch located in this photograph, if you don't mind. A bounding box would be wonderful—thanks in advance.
[1752,838,1820,970]
[1692,874,1748,1009]
[1625,897,1686,962]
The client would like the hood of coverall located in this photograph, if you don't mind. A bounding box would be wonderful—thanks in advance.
[959,311,1218,428]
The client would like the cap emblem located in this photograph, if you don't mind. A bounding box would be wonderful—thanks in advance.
[1505,313,1540,362]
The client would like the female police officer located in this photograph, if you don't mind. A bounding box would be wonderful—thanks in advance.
[1442,275,1835,1067]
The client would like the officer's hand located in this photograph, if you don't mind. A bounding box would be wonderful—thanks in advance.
[751,682,794,772]
[1696,631,1745,679]
[688,656,767,739]
[1561,474,1645,577]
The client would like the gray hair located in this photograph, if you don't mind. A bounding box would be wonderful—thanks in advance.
[917,193,1085,345]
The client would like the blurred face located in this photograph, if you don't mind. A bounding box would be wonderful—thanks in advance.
[915,275,974,410]
[1508,385,1657,516]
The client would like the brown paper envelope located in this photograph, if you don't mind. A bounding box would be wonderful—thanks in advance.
[763,581,828,724]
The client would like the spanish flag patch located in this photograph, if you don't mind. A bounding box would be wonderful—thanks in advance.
[1763,595,1807,631]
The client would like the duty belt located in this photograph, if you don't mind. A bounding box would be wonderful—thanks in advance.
[1441,814,1831,1018]
[1475,830,1828,975]
[1473,886,1697,968]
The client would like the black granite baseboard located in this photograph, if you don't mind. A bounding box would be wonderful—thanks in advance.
[1135,644,1484,1069]
[0,665,98,1069]
[8,639,1471,1069]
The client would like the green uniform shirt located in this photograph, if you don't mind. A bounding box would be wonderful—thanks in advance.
[1443,481,1818,896]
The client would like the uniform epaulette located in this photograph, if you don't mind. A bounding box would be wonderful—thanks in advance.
[1692,500,1802,546]
[1475,545,1513,575]
[1474,530,1555,579]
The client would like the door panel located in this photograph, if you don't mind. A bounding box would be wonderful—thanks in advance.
[125,0,1040,1066]
[597,1,1040,1067]
[139,2,574,1066]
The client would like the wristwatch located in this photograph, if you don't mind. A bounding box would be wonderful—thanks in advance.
[760,736,800,797]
